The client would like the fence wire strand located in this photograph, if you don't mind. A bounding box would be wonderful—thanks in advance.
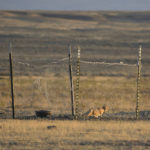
[13,58,137,67]
[80,60,137,67]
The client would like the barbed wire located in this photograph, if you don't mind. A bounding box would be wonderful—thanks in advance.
[51,57,68,64]
[14,61,30,66]
[13,59,34,68]
[13,57,68,67]
[80,60,137,67]
[13,57,137,67]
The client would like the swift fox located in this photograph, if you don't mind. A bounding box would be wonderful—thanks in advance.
[86,105,108,118]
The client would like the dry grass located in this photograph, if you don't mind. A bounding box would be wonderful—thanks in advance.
[1,10,150,76]
[0,76,150,118]
[0,10,150,149]
[0,120,150,150]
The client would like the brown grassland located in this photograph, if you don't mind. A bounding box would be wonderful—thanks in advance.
[0,120,150,150]
[0,76,150,117]
[0,10,150,149]
[0,76,150,149]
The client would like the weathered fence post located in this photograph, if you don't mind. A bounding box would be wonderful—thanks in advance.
[75,46,81,119]
[9,42,15,119]
[136,45,142,119]
[68,45,75,116]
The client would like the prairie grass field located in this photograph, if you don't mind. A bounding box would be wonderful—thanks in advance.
[0,120,150,150]
[0,10,150,149]
[0,10,150,76]
[0,75,150,119]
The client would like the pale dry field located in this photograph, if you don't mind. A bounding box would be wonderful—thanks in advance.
[1,11,150,76]
[0,10,150,150]
[0,76,150,119]
[0,120,150,150]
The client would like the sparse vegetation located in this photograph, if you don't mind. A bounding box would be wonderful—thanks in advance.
[0,120,150,150]
[0,10,150,76]
[0,10,150,150]
[0,76,150,118]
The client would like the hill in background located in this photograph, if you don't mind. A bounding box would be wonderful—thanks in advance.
[0,10,150,76]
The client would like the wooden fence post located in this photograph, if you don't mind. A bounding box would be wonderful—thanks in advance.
[75,46,81,119]
[68,45,75,116]
[136,45,142,119]
[9,42,15,119]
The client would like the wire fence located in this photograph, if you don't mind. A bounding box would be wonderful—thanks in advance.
[0,43,150,120]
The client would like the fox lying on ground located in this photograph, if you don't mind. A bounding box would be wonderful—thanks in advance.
[85,105,108,118]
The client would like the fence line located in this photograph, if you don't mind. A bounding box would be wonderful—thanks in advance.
[80,60,137,66]
[13,57,68,66]
[13,58,137,67]
[6,43,145,120]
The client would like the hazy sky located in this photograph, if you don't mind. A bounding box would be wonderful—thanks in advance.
[0,0,150,11]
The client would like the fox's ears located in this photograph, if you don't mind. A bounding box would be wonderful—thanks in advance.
[102,105,107,109]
